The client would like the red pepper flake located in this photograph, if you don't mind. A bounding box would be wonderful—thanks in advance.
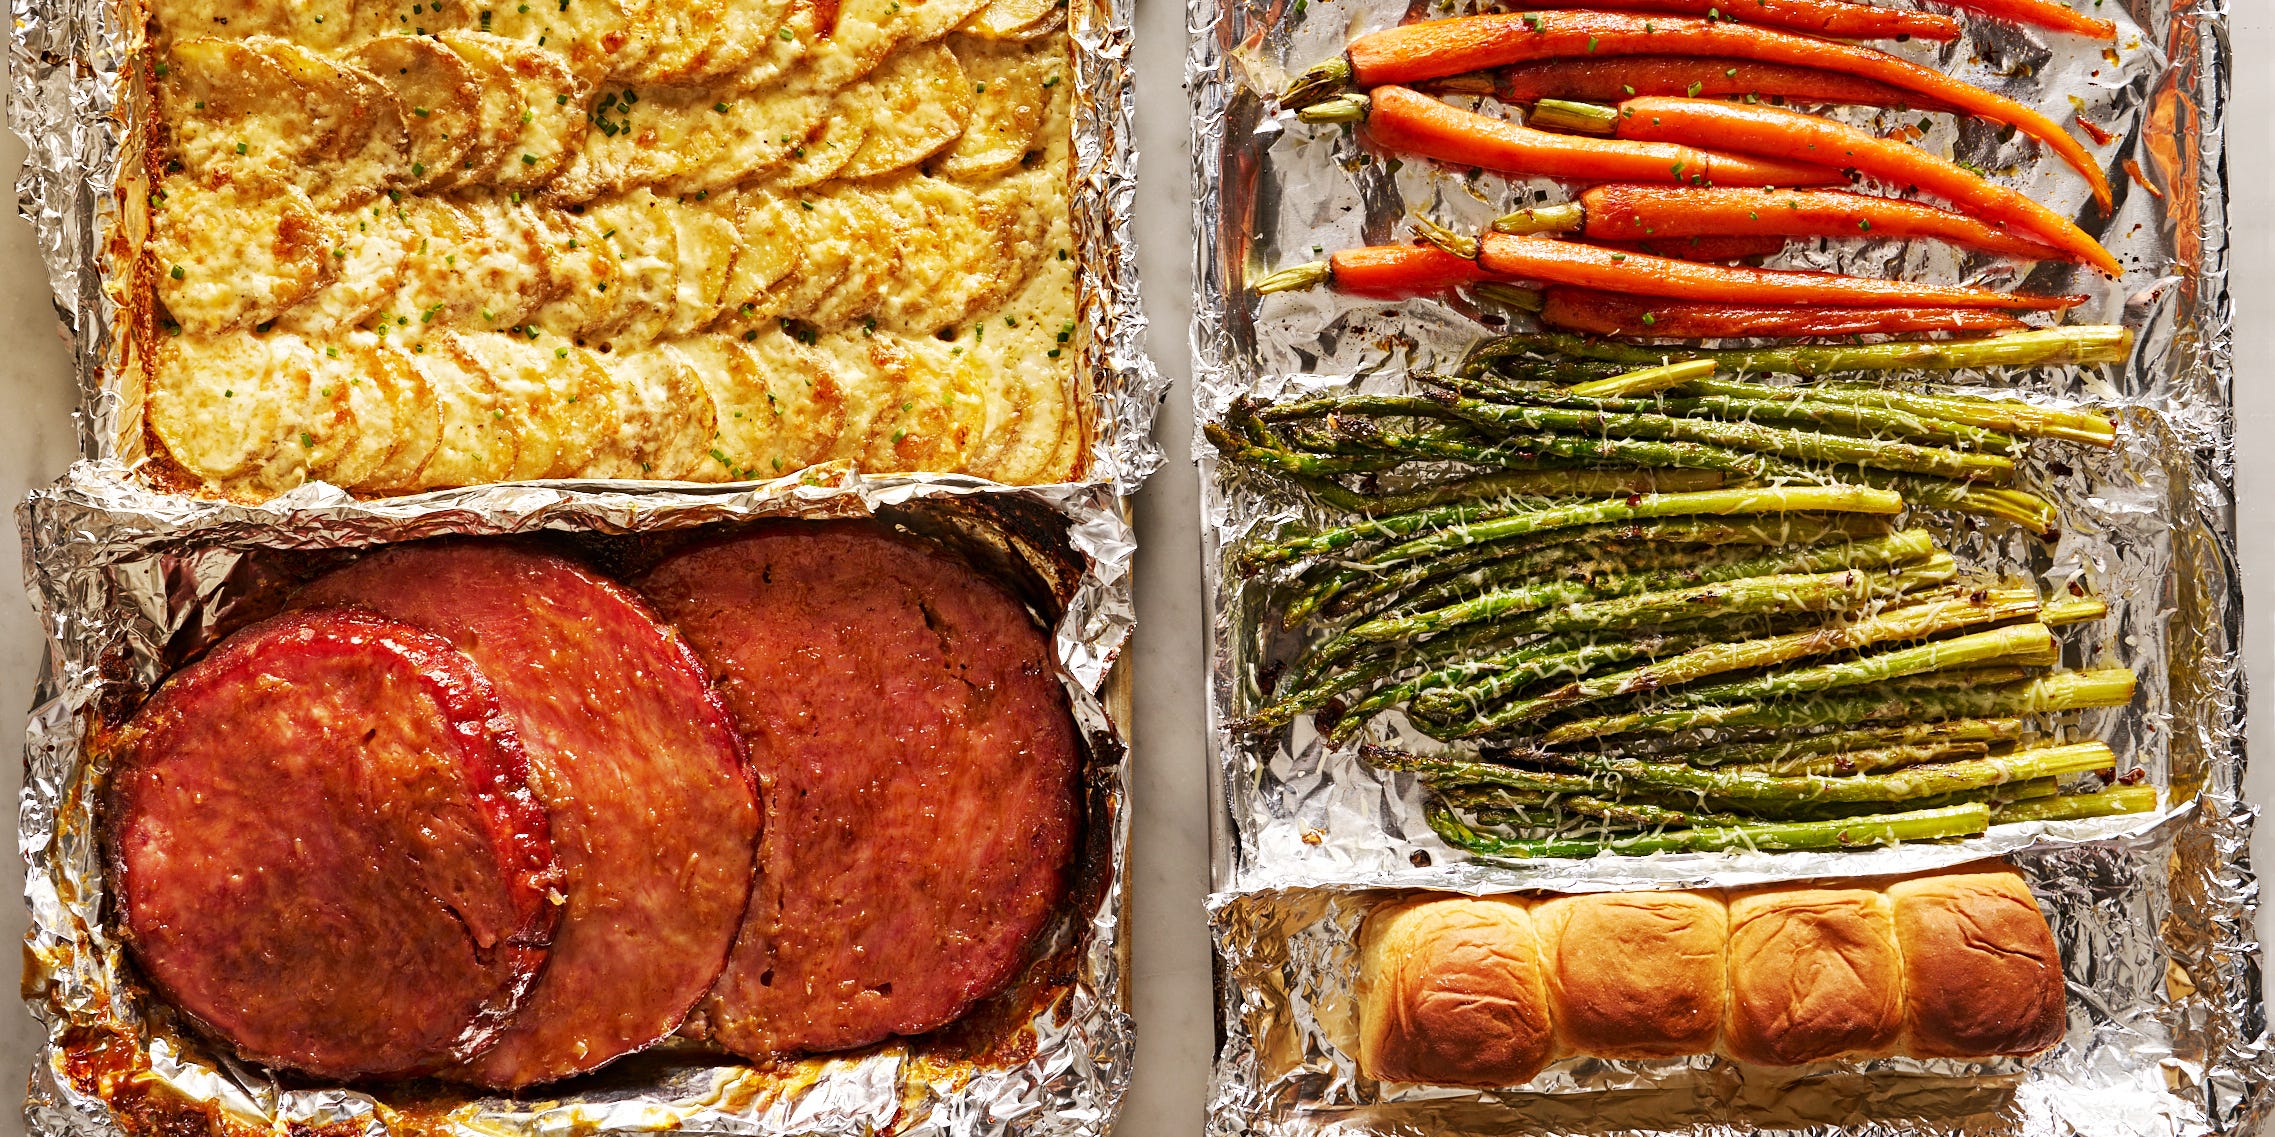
[2073,112,2115,146]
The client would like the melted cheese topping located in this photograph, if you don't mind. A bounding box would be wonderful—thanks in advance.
[146,10,1079,498]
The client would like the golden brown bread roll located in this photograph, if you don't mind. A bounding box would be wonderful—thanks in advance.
[1533,890,1726,1059]
[1723,886,1904,1066]
[1355,897,1553,1087]
[1888,866,2068,1058]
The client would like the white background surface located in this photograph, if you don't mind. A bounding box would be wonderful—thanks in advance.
[0,6,2268,1135]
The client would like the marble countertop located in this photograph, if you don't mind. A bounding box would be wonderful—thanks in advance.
[3,6,2272,1133]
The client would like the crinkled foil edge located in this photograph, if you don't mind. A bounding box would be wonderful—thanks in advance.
[15,464,1137,1137]
[5,0,1165,494]
[1187,0,2266,1131]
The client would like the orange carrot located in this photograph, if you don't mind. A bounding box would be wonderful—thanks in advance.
[1597,234,1790,261]
[1477,232,2084,309]
[1362,85,1843,187]
[1500,0,1961,41]
[1334,12,2114,208]
[1437,57,1955,111]
[1941,0,2114,37]
[1541,286,2030,338]
[1611,97,2120,273]
[1328,244,1495,298]
[1577,184,2071,262]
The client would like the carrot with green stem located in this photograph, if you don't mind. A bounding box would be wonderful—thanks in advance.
[1479,232,2084,309]
[1494,0,1963,41]
[1426,57,1957,111]
[1285,11,2115,209]
[1604,97,2118,272]
[1253,243,1496,299]
[1541,287,2030,339]
[1306,86,1843,188]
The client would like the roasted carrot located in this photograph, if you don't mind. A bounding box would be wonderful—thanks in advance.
[1540,286,2030,339]
[1316,12,2114,208]
[1598,234,1791,261]
[1578,184,2071,262]
[1941,0,2114,38]
[1500,0,1962,41]
[1329,244,1495,298]
[1354,85,1844,187]
[1609,98,2119,273]
[1477,232,2085,309]
[1429,57,1955,111]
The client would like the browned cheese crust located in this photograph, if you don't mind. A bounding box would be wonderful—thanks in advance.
[1533,890,1727,1059]
[636,521,1081,1060]
[1887,866,2068,1058]
[1723,886,1904,1066]
[1355,897,1554,1087]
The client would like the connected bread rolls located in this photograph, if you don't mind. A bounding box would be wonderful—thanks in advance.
[1353,864,2066,1087]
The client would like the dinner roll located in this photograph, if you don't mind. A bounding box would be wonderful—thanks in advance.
[1533,890,1726,1059]
[1723,886,1903,1066]
[1887,866,2068,1058]
[1356,897,1554,1087]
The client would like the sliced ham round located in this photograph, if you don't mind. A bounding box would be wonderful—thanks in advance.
[292,541,759,1089]
[107,608,558,1082]
[636,521,1082,1060]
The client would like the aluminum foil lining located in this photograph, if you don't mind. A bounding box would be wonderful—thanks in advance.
[1186,0,2260,1129]
[5,0,1168,496]
[15,466,1139,1137]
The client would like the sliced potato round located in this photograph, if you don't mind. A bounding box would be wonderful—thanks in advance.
[147,332,307,486]
[901,0,994,44]
[664,0,794,87]
[250,38,409,205]
[151,173,338,336]
[436,32,586,190]
[957,0,1064,41]
[399,330,520,488]
[715,191,802,318]
[868,172,1017,336]
[448,330,604,480]
[935,35,1052,180]
[721,0,814,92]
[275,199,415,335]
[530,206,632,339]
[158,38,333,200]
[584,189,681,350]
[761,110,866,190]
[677,329,846,479]
[301,339,398,489]
[860,331,985,472]
[343,332,443,494]
[834,42,972,180]
[348,36,484,192]
[665,197,741,337]
[802,189,903,330]
[458,193,567,328]
[591,341,714,479]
